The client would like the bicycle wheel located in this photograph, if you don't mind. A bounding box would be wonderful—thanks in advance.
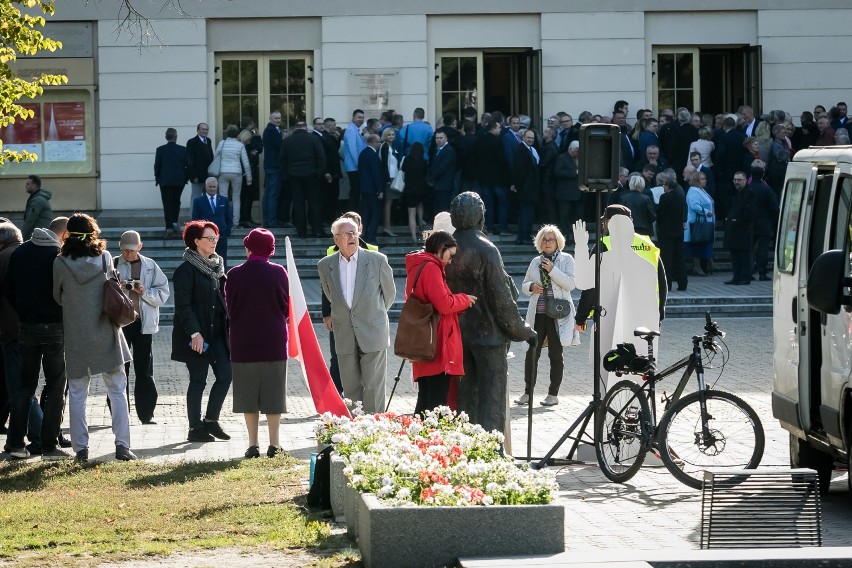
[657,389,765,490]
[595,379,652,483]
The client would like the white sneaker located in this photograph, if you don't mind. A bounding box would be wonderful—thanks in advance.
[541,395,559,407]
[514,393,530,405]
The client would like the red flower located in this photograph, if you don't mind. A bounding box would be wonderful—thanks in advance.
[420,488,436,501]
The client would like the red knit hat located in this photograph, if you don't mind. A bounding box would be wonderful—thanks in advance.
[243,228,275,257]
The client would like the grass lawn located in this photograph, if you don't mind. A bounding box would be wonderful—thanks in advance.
[0,455,357,567]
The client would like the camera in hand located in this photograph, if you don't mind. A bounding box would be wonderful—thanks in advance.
[123,279,138,291]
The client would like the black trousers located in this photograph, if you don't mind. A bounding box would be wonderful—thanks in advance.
[753,233,772,276]
[730,248,753,283]
[160,185,183,228]
[290,175,323,236]
[524,313,564,396]
[557,199,582,239]
[121,319,158,422]
[348,172,361,211]
[414,373,452,416]
[659,236,687,290]
[321,177,340,224]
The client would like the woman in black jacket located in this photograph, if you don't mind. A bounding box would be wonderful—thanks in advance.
[402,141,428,243]
[171,220,232,443]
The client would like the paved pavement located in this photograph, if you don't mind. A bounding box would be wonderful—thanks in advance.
[6,316,852,554]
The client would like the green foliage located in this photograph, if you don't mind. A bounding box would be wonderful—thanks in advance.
[0,0,68,166]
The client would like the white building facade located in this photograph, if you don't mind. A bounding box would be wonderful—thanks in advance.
[1,1,849,211]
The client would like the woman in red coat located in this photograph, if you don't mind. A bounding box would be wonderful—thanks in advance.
[404,230,476,415]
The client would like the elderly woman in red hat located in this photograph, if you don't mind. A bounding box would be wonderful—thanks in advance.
[225,228,289,459]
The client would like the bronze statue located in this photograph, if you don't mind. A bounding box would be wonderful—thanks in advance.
[445,192,535,454]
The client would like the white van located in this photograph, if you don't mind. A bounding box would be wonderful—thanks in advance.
[772,146,852,493]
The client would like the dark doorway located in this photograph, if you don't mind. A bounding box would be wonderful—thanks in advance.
[483,50,541,128]
[698,46,761,115]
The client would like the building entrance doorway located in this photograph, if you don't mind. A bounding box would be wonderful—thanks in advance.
[652,45,761,115]
[437,49,541,127]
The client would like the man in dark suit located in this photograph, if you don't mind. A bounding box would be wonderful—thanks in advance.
[613,110,636,168]
[185,123,214,201]
[280,122,327,238]
[690,152,716,198]
[428,131,457,214]
[738,105,761,137]
[511,129,541,244]
[320,118,341,223]
[656,175,687,291]
[154,127,189,237]
[191,177,234,268]
[357,134,384,243]
[554,140,581,239]
[715,115,747,221]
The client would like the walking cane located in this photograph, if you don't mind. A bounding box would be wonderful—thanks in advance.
[385,358,407,412]
[526,334,538,463]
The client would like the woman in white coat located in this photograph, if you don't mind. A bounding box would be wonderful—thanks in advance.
[515,225,578,407]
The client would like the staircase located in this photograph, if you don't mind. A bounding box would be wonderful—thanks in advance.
[91,209,771,324]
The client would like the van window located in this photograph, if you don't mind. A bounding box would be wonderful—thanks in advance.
[831,177,852,250]
[777,179,806,273]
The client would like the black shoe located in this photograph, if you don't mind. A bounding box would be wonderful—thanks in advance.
[239,222,254,229]
[677,286,687,291]
[734,281,750,285]
[115,445,137,461]
[267,445,285,458]
[203,420,231,440]
[141,419,157,425]
[75,448,89,462]
[187,427,214,442]
[58,432,72,448]
[244,446,260,459]
[723,280,738,285]
[171,223,181,233]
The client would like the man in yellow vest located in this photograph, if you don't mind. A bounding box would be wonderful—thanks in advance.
[574,204,667,331]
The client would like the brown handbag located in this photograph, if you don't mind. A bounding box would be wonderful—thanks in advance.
[393,262,437,362]
[101,255,138,327]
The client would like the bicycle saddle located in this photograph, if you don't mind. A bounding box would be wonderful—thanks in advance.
[633,327,660,340]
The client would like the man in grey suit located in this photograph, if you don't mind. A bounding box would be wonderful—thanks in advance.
[317,217,396,412]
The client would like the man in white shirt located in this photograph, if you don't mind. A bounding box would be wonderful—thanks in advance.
[317,217,395,412]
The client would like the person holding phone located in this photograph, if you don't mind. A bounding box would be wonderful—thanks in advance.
[171,220,232,443]
[516,225,578,407]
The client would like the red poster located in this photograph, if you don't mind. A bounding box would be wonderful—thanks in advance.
[43,102,86,141]
[0,103,41,145]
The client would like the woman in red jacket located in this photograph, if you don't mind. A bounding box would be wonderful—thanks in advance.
[404,230,476,415]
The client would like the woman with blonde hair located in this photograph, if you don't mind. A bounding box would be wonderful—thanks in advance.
[215,124,252,226]
[515,224,578,407]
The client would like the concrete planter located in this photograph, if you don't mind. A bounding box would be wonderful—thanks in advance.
[329,453,346,522]
[343,482,364,540]
[357,493,565,568]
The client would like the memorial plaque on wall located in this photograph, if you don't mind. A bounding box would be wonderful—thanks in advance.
[348,69,401,118]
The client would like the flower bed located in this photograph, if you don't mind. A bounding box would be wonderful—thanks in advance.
[316,407,564,567]
[315,406,558,508]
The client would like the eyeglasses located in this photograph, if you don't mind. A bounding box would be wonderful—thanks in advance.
[542,237,557,243]
[199,236,219,243]
[335,231,359,239]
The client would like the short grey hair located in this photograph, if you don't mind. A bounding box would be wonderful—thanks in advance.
[0,222,22,246]
[677,108,692,123]
[628,175,646,191]
[533,224,566,253]
[205,176,218,185]
[331,217,358,236]
[568,140,579,151]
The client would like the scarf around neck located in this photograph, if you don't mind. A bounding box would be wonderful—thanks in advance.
[183,248,224,284]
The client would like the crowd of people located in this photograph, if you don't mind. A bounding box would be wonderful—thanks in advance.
[4,98,847,460]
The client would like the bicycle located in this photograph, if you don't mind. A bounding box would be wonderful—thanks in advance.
[593,312,765,489]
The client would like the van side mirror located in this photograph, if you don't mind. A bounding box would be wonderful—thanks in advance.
[806,250,852,314]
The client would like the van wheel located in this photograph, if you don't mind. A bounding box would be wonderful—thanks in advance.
[789,433,833,494]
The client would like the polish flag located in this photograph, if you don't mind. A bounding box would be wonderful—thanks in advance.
[285,237,351,418]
